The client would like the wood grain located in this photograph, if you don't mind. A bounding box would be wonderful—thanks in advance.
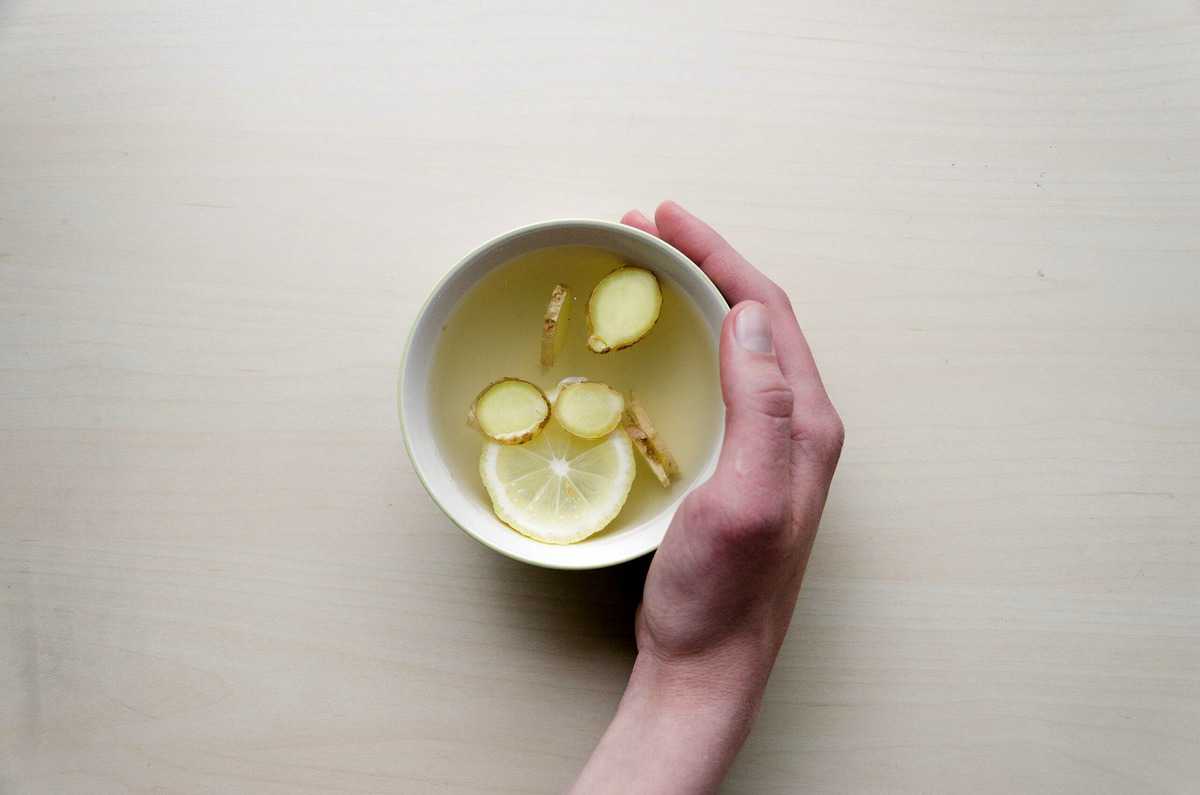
[2,1,1198,792]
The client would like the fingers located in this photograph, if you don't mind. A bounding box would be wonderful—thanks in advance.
[652,200,830,409]
[709,301,794,521]
[654,201,771,304]
[620,209,659,237]
[619,201,843,476]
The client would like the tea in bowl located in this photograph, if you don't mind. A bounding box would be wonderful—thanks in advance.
[400,219,727,569]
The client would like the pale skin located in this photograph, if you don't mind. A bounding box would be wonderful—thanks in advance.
[570,202,845,795]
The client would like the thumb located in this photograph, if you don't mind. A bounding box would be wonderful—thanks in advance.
[713,301,794,502]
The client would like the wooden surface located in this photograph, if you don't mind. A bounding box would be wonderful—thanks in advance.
[2,2,1199,792]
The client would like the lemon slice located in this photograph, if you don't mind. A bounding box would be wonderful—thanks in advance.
[480,421,635,544]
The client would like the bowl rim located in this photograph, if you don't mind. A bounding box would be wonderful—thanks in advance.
[399,218,728,570]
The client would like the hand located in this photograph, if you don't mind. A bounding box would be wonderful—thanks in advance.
[571,202,844,794]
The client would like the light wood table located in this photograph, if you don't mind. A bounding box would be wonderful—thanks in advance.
[3,2,1198,792]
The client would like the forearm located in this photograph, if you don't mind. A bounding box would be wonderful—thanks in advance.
[570,651,766,795]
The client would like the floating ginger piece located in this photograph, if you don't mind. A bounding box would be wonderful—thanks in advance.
[586,267,662,353]
[468,378,550,445]
[623,393,680,487]
[554,381,625,439]
[546,375,588,404]
[540,284,572,367]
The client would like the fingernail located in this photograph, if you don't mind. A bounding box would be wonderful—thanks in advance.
[735,302,773,353]
[629,209,651,225]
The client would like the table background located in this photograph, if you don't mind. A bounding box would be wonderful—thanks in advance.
[2,1,1198,792]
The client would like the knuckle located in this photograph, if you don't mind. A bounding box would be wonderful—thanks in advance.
[682,487,789,547]
[719,501,790,545]
[822,412,846,453]
[792,406,845,461]
[751,379,794,420]
[748,500,791,535]
[766,282,792,311]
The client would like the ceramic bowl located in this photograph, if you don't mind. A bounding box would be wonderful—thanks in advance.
[400,219,727,569]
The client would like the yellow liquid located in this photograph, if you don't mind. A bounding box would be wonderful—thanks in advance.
[430,245,723,540]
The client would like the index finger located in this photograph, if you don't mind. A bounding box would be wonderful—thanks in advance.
[652,201,830,406]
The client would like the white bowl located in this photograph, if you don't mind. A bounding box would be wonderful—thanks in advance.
[400,219,728,569]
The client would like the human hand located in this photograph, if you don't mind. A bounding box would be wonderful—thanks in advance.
[628,201,843,692]
[571,201,843,794]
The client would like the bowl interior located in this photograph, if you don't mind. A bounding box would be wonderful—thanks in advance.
[401,220,727,569]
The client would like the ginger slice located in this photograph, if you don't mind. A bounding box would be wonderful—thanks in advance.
[586,267,662,353]
[468,378,550,445]
[540,284,572,367]
[623,393,680,487]
[546,375,588,404]
[554,381,625,439]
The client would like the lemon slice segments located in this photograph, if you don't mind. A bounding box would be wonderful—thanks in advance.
[479,422,636,544]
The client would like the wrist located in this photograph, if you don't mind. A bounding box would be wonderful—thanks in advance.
[626,647,768,726]
[584,623,783,790]
[571,616,780,795]
[585,653,763,792]
[570,652,765,794]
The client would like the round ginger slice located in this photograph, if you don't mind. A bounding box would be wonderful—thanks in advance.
[554,381,625,439]
[540,284,572,368]
[468,378,550,445]
[546,375,588,404]
[586,266,662,353]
